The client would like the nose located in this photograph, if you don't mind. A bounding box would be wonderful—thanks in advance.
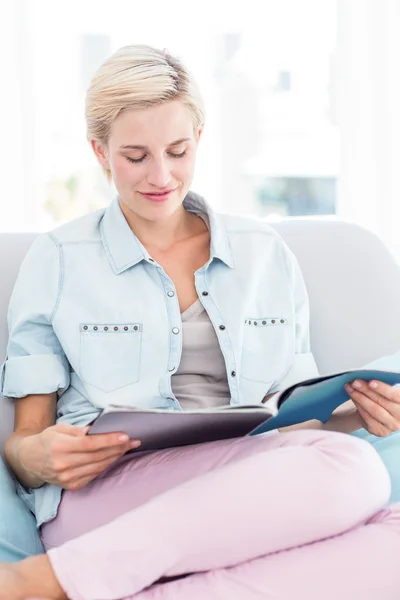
[146,157,172,189]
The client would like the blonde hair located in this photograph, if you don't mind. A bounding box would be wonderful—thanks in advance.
[85,45,205,180]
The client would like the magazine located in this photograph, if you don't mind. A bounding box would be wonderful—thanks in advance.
[88,368,400,450]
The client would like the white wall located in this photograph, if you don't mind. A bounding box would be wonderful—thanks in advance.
[336,0,400,260]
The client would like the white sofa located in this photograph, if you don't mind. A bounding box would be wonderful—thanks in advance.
[1,220,400,453]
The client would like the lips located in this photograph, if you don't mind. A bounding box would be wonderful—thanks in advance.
[139,189,176,203]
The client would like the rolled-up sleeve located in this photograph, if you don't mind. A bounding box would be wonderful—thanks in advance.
[1,234,70,398]
[269,244,319,393]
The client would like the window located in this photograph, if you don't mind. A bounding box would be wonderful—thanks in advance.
[257,177,336,217]
[1,0,339,230]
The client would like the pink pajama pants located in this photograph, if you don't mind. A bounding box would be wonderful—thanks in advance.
[41,429,400,600]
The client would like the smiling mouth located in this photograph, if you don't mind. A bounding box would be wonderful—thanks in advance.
[139,189,177,202]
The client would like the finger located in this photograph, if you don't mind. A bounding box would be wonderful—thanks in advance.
[345,381,400,417]
[346,380,389,408]
[58,454,122,489]
[53,423,91,437]
[350,392,396,432]
[347,380,400,410]
[67,474,101,491]
[365,380,400,403]
[57,441,138,470]
[70,432,139,453]
[353,400,393,437]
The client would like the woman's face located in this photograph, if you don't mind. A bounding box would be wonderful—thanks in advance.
[92,100,201,222]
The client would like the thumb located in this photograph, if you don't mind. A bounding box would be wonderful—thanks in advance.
[53,423,90,437]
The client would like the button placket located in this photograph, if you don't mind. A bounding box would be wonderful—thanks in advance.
[195,271,238,402]
[156,270,182,404]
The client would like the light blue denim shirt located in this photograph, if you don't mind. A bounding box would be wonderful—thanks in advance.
[1,191,318,527]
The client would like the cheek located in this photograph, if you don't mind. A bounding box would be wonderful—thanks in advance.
[112,157,143,185]
[173,156,196,181]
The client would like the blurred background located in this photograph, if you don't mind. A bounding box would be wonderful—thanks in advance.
[1,0,400,259]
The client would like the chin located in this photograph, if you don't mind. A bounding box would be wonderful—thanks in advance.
[145,202,184,221]
[124,199,181,223]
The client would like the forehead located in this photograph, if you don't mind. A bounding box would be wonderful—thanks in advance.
[110,100,194,147]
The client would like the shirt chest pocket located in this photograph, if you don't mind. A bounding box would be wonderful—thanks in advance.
[241,317,294,384]
[79,323,142,392]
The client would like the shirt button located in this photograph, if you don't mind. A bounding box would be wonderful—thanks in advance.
[219,325,226,330]
[202,291,209,296]
[172,327,180,334]
[167,291,175,297]
[168,366,175,372]
[231,370,236,377]
[148,258,155,262]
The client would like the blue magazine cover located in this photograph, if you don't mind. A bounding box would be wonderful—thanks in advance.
[251,368,400,435]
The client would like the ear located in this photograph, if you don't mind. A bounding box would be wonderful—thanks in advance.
[195,128,203,142]
[90,139,110,170]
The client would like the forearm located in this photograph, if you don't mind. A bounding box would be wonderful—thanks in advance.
[5,392,57,488]
[321,402,364,433]
[278,401,364,434]
[5,430,46,489]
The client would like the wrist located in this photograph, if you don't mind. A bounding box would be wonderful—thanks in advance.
[6,433,45,489]
[20,435,46,488]
[322,408,364,434]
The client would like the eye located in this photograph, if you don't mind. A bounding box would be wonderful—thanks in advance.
[125,150,187,164]
[126,155,146,164]
[168,150,187,159]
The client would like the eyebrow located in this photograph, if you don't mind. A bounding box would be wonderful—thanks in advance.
[119,138,191,151]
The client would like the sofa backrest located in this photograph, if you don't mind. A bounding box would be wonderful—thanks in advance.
[272,219,400,373]
[0,234,38,363]
[0,234,37,452]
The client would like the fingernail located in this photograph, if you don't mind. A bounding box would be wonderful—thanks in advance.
[369,380,378,389]
[352,380,362,389]
[130,439,141,448]
[118,434,129,442]
[345,383,353,391]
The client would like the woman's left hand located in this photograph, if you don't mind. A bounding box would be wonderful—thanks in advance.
[345,379,400,437]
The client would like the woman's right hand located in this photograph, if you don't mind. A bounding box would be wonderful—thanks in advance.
[16,423,141,490]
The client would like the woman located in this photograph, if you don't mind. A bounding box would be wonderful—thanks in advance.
[1,44,400,600]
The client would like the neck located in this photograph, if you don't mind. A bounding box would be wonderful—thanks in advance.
[120,201,206,252]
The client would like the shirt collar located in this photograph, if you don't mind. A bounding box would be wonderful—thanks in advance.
[100,191,234,274]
